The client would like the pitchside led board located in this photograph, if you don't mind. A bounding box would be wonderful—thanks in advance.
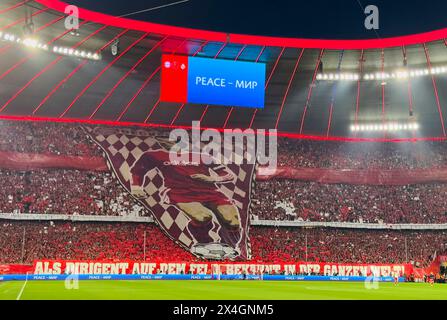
[160,54,266,108]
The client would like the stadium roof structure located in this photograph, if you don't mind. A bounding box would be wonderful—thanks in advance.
[0,0,447,141]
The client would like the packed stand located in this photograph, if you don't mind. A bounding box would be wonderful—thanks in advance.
[0,170,146,216]
[250,227,447,265]
[0,120,101,156]
[0,221,445,265]
[3,120,447,169]
[277,138,447,169]
[252,180,447,223]
[0,221,196,264]
[1,121,447,224]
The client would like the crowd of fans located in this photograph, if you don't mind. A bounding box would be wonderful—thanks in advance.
[1,165,445,224]
[0,121,101,156]
[0,221,445,265]
[0,170,145,216]
[0,221,194,264]
[277,138,447,169]
[250,227,446,265]
[2,120,447,169]
[0,121,446,224]
[0,120,447,266]
[253,180,447,223]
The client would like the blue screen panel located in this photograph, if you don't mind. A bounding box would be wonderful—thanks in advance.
[187,57,266,108]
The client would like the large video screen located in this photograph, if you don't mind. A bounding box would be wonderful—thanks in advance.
[160,54,266,108]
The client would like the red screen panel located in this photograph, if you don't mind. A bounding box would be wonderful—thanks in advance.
[160,54,189,103]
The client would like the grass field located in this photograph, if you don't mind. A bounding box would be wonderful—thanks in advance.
[0,280,446,300]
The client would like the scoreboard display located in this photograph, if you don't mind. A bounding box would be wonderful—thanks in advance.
[160,54,266,108]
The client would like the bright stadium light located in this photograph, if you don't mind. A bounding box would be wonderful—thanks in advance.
[351,122,420,133]
[49,45,101,60]
[317,72,360,82]
[318,64,447,82]
[0,32,48,51]
[23,38,38,48]
[0,32,100,60]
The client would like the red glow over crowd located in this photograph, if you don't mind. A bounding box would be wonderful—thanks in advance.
[0,221,445,265]
[0,121,446,266]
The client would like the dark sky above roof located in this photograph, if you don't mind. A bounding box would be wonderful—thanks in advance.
[67,0,447,39]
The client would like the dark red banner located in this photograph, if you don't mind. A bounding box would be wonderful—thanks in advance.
[0,264,33,274]
[0,151,107,171]
[257,166,447,185]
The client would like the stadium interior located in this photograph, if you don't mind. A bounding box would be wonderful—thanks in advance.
[0,0,447,300]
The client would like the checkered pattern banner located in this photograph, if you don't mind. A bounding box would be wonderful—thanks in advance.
[86,127,255,260]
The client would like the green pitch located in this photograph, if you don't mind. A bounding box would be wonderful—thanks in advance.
[0,280,446,300]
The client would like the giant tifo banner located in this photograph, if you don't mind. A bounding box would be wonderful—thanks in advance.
[33,261,413,277]
[85,127,256,260]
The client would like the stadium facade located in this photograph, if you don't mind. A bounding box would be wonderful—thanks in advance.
[0,0,446,141]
